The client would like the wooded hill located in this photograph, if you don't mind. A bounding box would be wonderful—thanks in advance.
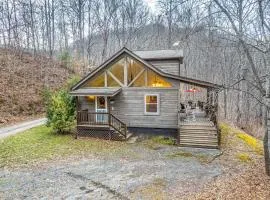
[0,49,73,125]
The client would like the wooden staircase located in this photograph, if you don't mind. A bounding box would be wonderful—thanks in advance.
[179,123,219,149]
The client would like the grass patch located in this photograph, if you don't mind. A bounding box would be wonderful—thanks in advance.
[219,122,263,155]
[151,136,175,145]
[167,151,209,163]
[0,125,129,168]
[219,123,231,136]
[219,122,234,146]
[236,153,252,163]
[237,133,263,155]
[167,151,193,158]
[142,136,175,150]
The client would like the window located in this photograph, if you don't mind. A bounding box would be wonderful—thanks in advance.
[144,94,160,115]
[108,57,125,84]
[130,71,145,87]
[82,72,105,87]
[147,70,172,88]
[127,57,144,85]
[80,55,173,89]
[107,73,121,87]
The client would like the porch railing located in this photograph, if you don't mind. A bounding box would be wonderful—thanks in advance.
[77,111,127,139]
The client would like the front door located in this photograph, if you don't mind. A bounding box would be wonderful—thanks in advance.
[95,96,108,123]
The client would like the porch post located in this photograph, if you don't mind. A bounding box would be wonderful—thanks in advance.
[206,88,211,116]
[214,89,220,147]
[75,96,78,139]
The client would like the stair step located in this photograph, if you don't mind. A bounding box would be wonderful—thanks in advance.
[180,135,217,139]
[181,124,214,127]
[180,130,217,133]
[180,139,218,145]
[179,139,218,144]
[179,143,218,149]
[180,132,217,136]
[180,127,217,131]
[180,132,217,135]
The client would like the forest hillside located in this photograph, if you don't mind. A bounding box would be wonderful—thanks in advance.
[0,49,73,125]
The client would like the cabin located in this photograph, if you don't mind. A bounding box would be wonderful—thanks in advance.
[71,47,221,148]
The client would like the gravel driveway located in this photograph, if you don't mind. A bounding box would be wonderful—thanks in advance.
[0,118,46,139]
[0,145,222,200]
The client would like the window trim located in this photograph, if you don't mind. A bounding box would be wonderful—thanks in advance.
[144,94,160,115]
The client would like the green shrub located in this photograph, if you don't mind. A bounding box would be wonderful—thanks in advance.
[46,90,75,133]
[41,87,52,106]
[65,75,81,90]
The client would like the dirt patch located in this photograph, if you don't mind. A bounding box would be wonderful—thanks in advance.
[184,123,270,200]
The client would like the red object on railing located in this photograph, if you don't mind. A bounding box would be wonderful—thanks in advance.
[185,88,200,92]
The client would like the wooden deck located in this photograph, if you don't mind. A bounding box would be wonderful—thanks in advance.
[178,109,219,149]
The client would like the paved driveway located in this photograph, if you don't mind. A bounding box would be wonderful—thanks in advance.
[0,118,46,139]
[0,145,222,199]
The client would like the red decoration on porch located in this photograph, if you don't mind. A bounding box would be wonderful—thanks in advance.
[185,88,200,92]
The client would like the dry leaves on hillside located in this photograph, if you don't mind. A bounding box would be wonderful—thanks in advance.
[0,49,74,125]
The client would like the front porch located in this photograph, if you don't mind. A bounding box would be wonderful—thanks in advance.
[76,111,127,141]
[70,87,128,140]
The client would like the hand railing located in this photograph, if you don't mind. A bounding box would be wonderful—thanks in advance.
[77,111,109,126]
[77,111,127,139]
[109,114,127,138]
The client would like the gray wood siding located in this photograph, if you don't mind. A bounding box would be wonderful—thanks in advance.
[110,88,179,128]
[149,60,180,76]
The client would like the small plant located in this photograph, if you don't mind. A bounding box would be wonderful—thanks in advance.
[237,132,263,155]
[46,90,75,133]
[151,136,175,145]
[236,153,252,163]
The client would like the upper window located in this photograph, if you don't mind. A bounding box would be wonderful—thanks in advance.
[107,72,121,87]
[144,94,160,115]
[80,54,173,88]
[127,57,144,85]
[130,71,145,87]
[147,70,172,88]
[108,57,125,84]
[82,72,105,87]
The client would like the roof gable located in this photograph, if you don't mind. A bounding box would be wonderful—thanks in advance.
[71,47,221,90]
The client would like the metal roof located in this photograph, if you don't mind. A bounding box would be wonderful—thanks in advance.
[70,88,122,96]
[133,49,183,60]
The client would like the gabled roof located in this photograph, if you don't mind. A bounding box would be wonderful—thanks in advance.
[133,49,183,60]
[71,47,221,90]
